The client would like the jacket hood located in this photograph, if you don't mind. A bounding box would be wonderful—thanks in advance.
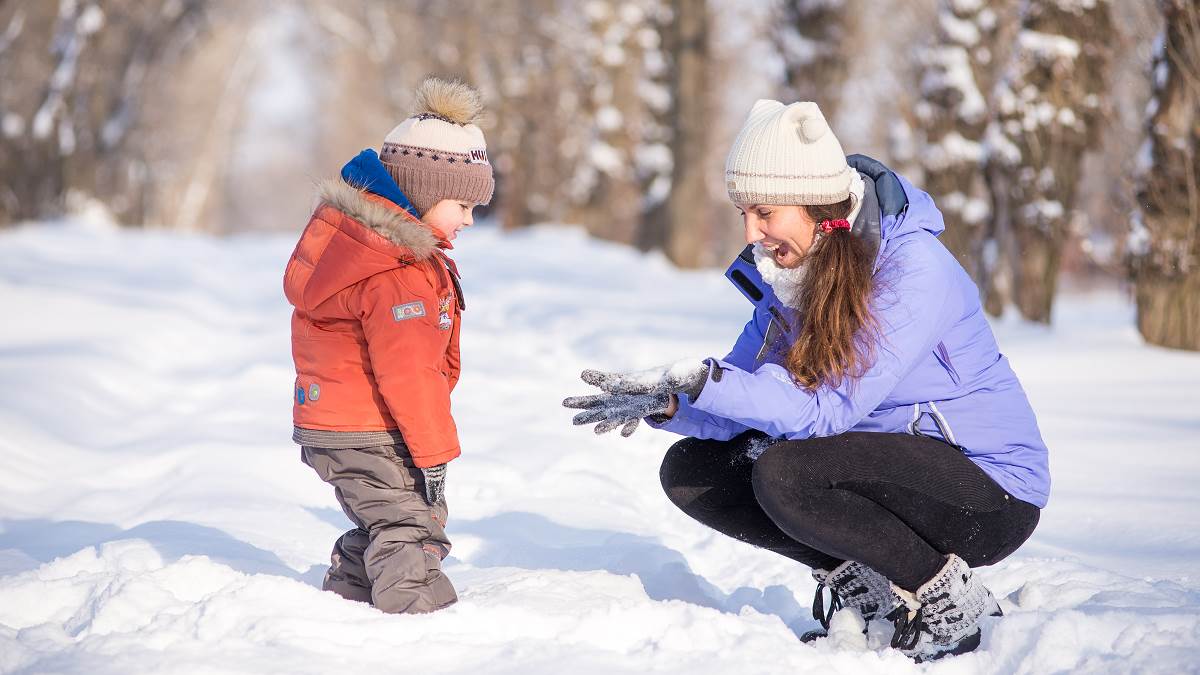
[883,174,945,243]
[340,149,424,221]
[284,151,445,312]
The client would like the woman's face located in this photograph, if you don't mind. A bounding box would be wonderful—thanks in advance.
[423,199,476,241]
[736,203,816,269]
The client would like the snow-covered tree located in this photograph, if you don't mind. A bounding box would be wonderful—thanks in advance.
[568,0,672,245]
[1130,0,1200,350]
[641,0,712,268]
[988,0,1114,323]
[771,0,852,117]
[913,0,1011,287]
[0,0,204,227]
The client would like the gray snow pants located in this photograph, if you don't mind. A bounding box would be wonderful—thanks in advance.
[301,443,457,614]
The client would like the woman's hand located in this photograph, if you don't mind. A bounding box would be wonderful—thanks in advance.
[665,394,679,418]
[562,390,673,436]
[562,362,708,436]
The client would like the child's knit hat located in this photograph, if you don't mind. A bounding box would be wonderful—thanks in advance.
[725,100,852,206]
[381,78,495,216]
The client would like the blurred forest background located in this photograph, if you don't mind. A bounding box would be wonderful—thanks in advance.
[0,0,1197,349]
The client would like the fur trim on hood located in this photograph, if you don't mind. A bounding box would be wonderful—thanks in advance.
[315,178,439,259]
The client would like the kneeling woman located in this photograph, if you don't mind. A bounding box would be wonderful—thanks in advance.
[564,100,1047,662]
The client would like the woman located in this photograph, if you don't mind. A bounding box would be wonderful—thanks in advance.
[563,100,1047,663]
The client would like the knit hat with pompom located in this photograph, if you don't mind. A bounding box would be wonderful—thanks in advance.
[725,100,852,206]
[380,78,495,216]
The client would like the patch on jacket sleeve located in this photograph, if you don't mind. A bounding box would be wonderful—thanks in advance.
[437,296,453,330]
[393,301,426,321]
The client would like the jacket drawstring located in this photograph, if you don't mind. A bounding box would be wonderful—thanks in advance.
[908,401,962,450]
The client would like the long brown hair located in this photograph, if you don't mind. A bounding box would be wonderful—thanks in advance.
[785,197,880,391]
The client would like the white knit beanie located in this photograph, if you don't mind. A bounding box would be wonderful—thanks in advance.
[725,100,852,206]
[381,78,495,216]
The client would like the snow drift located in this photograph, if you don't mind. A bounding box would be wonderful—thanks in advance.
[1,218,1198,674]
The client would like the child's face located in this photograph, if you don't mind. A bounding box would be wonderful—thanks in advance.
[423,199,476,241]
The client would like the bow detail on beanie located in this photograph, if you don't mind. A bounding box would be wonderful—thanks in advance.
[820,219,852,234]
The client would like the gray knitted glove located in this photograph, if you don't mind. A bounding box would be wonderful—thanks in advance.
[563,361,711,437]
[421,464,446,505]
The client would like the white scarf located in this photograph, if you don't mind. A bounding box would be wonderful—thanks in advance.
[752,172,866,310]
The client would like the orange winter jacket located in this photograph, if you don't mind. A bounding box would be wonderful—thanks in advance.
[284,179,463,468]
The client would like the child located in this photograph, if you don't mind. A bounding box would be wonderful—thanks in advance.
[283,78,493,614]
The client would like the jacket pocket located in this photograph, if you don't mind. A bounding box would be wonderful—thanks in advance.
[934,341,962,386]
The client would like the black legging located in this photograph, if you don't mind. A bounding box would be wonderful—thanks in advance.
[659,431,1040,591]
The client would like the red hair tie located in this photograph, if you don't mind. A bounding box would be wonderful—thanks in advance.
[820,219,851,234]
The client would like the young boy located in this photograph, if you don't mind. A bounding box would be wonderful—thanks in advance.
[283,78,492,614]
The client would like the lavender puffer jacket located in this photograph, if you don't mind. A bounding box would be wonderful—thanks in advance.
[651,161,1050,508]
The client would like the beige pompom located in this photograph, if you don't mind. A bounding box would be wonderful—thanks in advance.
[412,77,484,126]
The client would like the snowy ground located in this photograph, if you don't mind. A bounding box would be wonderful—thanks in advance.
[1,218,1198,674]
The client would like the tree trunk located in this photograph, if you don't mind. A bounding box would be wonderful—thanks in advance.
[915,0,1013,288]
[989,0,1113,323]
[1010,223,1062,323]
[571,0,657,244]
[642,0,710,268]
[1131,0,1200,350]
[773,0,851,117]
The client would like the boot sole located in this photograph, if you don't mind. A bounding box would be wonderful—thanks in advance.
[799,629,827,643]
[912,629,982,663]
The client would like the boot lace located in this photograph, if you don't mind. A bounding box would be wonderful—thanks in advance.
[888,604,930,650]
[812,581,844,631]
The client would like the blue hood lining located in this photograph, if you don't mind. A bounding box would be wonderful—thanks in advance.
[339,149,422,221]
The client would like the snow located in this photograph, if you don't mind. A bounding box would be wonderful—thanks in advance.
[778,28,820,68]
[941,191,990,225]
[1052,0,1100,13]
[78,5,105,34]
[581,359,707,393]
[938,11,980,48]
[1154,60,1170,89]
[595,105,623,132]
[921,46,987,124]
[636,79,670,113]
[1,114,23,139]
[587,141,624,174]
[2,220,1200,673]
[1017,30,1082,62]
[1020,199,1065,223]
[950,0,985,13]
[924,130,985,172]
[634,142,672,174]
[1127,211,1151,257]
[601,43,626,67]
[0,10,25,56]
[618,2,645,25]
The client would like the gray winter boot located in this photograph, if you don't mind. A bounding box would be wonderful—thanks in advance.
[887,554,1002,662]
[800,560,904,642]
